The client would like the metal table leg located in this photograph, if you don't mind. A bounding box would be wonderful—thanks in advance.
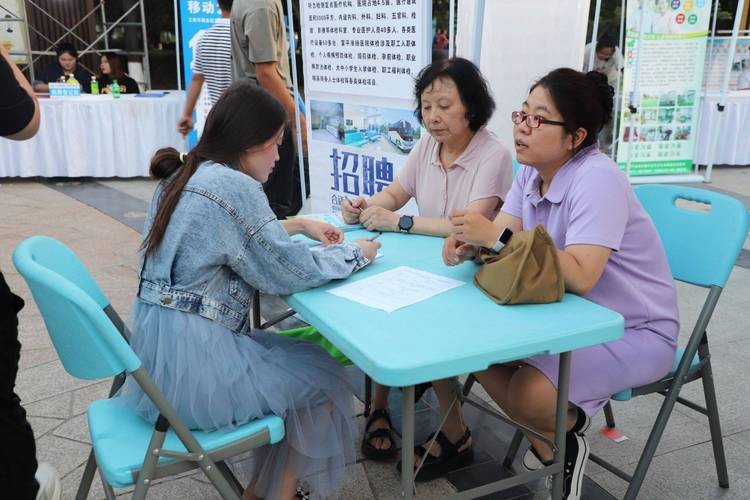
[552,352,571,500]
[401,385,415,499]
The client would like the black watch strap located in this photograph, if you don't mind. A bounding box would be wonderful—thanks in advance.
[398,215,414,233]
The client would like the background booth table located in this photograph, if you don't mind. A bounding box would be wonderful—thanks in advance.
[695,90,750,166]
[0,92,186,178]
[286,230,624,499]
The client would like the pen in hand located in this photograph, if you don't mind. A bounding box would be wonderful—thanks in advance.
[344,196,362,212]
[368,232,382,241]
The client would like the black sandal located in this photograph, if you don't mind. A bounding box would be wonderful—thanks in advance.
[361,408,398,461]
[397,427,474,482]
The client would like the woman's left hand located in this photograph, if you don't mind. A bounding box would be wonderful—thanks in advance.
[301,220,344,245]
[360,206,399,232]
[451,209,500,247]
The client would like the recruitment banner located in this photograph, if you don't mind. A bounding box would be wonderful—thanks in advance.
[703,36,750,90]
[178,0,222,146]
[300,0,431,213]
[616,0,710,176]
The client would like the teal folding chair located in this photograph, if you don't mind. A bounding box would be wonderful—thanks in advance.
[468,185,748,498]
[587,185,749,499]
[13,236,284,500]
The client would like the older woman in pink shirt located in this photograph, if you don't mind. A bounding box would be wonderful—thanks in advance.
[341,57,513,472]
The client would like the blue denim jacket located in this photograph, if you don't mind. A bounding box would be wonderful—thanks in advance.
[138,161,368,335]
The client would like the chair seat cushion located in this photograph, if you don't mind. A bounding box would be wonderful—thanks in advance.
[611,347,700,402]
[88,398,285,488]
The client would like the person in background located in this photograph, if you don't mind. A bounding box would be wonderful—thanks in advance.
[583,33,622,154]
[32,42,91,93]
[446,68,678,500]
[0,44,61,500]
[178,0,234,136]
[98,52,140,94]
[342,58,513,472]
[118,81,380,500]
[435,29,449,50]
[231,0,307,219]
[582,33,623,87]
[737,48,750,90]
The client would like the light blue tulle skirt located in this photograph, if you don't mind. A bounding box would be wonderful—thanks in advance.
[117,300,356,499]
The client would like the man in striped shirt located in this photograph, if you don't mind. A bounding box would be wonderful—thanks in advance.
[178,0,233,136]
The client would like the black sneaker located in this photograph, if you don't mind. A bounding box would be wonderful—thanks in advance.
[570,407,592,436]
[562,430,590,500]
[521,407,591,470]
[521,430,590,499]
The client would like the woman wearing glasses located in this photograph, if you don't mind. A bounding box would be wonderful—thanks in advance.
[444,68,678,499]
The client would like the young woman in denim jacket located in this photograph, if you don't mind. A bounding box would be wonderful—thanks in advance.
[118,81,380,500]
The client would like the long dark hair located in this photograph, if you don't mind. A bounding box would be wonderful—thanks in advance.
[102,52,126,80]
[530,68,614,149]
[142,81,287,255]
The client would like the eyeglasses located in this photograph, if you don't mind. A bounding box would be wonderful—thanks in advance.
[511,111,566,129]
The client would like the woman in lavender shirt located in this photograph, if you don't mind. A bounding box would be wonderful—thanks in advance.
[446,68,679,499]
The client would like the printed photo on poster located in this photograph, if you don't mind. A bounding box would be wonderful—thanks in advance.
[310,100,423,156]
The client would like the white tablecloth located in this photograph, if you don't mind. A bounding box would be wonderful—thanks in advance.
[0,92,187,177]
[695,90,750,166]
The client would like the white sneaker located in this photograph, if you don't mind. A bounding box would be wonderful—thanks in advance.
[35,462,62,500]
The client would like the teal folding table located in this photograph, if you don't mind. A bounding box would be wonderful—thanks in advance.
[286,230,623,499]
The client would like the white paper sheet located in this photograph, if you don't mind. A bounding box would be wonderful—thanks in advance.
[327,266,465,313]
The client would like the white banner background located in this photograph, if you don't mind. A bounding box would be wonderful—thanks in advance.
[456,0,591,157]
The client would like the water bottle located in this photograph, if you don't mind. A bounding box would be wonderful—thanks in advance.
[111,79,121,99]
[90,76,99,95]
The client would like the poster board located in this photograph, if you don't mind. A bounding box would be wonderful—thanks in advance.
[615,0,711,176]
[300,1,431,214]
[704,36,750,90]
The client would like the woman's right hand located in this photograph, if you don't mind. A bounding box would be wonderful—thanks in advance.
[341,196,367,224]
[354,238,381,262]
[443,234,478,266]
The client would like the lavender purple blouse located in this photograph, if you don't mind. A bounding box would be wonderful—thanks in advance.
[501,144,679,415]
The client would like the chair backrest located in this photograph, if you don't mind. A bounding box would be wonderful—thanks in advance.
[13,236,141,380]
[635,184,749,288]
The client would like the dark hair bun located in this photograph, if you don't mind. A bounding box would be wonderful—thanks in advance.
[586,71,614,128]
[149,147,183,180]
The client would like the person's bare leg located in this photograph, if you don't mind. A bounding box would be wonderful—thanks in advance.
[278,460,298,500]
[366,384,392,450]
[242,457,298,500]
[477,365,578,461]
[415,378,471,465]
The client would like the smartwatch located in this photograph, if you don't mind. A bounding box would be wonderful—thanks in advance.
[398,215,414,233]
[488,228,513,253]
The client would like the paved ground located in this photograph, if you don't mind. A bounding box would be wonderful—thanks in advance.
[1,165,749,499]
